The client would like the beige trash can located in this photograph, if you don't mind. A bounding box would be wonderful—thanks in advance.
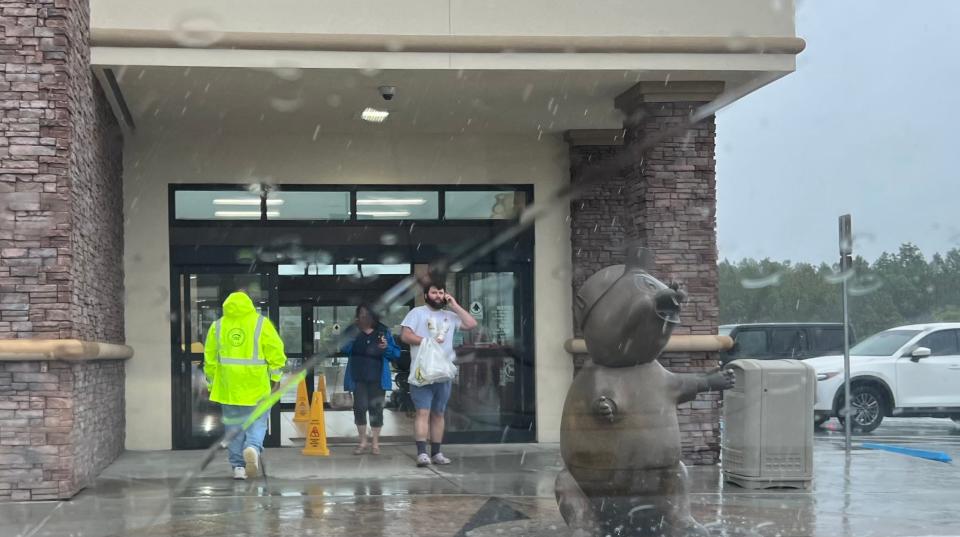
[722,359,815,489]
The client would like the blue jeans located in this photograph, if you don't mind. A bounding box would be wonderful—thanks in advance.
[221,404,269,469]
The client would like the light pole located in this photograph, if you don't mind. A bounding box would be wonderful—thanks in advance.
[839,214,853,453]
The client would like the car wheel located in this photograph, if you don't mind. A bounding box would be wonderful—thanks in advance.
[837,385,885,433]
[814,415,829,428]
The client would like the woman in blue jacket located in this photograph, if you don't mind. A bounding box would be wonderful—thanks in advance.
[341,303,401,455]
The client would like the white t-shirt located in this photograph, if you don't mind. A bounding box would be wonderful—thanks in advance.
[401,305,462,361]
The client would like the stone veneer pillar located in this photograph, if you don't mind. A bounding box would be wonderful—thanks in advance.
[566,81,724,464]
[0,0,128,500]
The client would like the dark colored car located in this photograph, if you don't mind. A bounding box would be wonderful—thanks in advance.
[719,323,856,365]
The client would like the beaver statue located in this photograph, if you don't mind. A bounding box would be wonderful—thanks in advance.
[556,243,735,537]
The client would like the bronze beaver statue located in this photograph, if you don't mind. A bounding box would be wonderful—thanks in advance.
[557,243,735,537]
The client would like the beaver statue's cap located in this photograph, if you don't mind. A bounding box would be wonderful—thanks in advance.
[574,240,655,330]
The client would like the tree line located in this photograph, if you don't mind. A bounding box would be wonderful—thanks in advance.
[719,243,960,339]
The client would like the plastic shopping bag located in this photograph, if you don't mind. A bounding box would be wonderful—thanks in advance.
[409,337,457,387]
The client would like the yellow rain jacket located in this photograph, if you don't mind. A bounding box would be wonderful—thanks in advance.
[204,292,287,406]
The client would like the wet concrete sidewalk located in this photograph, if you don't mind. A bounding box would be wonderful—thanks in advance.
[3,419,960,537]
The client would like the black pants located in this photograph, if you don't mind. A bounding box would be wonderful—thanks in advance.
[352,381,385,428]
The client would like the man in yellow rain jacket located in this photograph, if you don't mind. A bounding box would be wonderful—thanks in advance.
[204,291,286,480]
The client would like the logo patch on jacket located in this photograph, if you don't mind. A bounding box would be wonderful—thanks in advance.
[228,328,246,346]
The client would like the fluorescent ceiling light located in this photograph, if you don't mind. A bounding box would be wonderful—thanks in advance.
[361,108,389,123]
[213,198,283,206]
[357,198,426,206]
[356,211,411,218]
[214,211,279,218]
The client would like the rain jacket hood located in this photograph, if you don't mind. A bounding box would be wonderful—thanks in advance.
[203,292,287,406]
[223,291,257,317]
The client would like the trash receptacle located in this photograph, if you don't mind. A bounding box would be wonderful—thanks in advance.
[722,359,815,489]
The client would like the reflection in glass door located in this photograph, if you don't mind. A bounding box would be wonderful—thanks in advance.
[313,305,352,404]
[171,266,278,449]
[444,265,535,442]
[278,306,305,406]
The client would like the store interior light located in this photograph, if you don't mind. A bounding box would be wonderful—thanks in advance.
[356,198,426,206]
[356,211,411,218]
[214,211,280,218]
[360,108,390,123]
[213,198,283,206]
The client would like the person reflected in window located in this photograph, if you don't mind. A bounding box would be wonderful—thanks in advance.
[341,304,401,455]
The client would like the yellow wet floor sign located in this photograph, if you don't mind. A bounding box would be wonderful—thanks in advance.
[293,379,310,423]
[317,374,327,402]
[302,390,329,456]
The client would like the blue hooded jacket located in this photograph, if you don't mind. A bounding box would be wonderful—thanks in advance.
[341,323,401,391]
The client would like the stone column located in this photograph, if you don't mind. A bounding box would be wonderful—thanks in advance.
[618,81,723,464]
[565,130,626,370]
[0,0,127,500]
[565,82,724,464]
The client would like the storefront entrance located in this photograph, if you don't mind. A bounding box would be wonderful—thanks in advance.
[168,184,535,449]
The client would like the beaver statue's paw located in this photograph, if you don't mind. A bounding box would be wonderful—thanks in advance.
[707,368,736,391]
[593,396,618,423]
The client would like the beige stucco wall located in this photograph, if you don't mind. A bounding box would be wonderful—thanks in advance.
[123,130,573,449]
[92,0,795,39]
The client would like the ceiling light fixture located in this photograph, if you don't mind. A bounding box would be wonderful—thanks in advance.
[214,211,280,218]
[356,211,411,218]
[356,198,426,206]
[213,198,284,206]
[361,108,389,123]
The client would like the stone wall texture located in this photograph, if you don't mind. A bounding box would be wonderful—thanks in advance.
[0,0,124,342]
[569,144,629,294]
[0,360,124,500]
[0,0,126,501]
[65,0,124,342]
[568,103,722,465]
[68,359,125,494]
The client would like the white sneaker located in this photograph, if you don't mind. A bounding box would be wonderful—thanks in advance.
[233,467,247,480]
[416,453,431,467]
[431,452,452,465]
[243,447,260,478]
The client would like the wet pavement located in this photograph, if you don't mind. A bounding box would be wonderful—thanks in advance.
[3,418,959,537]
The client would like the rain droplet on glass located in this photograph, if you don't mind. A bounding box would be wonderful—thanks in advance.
[170,12,224,48]
[268,96,304,113]
[740,272,783,289]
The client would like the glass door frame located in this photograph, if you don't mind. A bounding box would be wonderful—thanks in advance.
[170,263,281,450]
[443,260,536,444]
[277,301,315,415]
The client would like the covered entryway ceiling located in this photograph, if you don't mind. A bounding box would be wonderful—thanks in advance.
[96,66,773,136]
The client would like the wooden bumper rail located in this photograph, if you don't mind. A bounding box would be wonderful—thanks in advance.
[0,339,134,361]
[564,335,734,355]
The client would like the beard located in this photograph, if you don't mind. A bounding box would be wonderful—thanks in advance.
[425,296,446,310]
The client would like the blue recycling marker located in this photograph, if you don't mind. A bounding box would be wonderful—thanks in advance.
[861,443,953,463]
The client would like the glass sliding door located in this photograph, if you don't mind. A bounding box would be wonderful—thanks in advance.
[170,265,279,449]
[444,264,535,443]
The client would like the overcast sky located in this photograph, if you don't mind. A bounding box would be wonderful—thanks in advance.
[716,0,960,264]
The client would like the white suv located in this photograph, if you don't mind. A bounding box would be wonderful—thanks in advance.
[808,322,960,433]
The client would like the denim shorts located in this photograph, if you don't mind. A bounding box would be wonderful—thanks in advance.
[409,381,452,414]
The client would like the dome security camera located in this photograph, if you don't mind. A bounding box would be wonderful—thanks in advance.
[379,86,396,101]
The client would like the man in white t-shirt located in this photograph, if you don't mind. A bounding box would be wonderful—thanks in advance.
[400,280,478,467]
